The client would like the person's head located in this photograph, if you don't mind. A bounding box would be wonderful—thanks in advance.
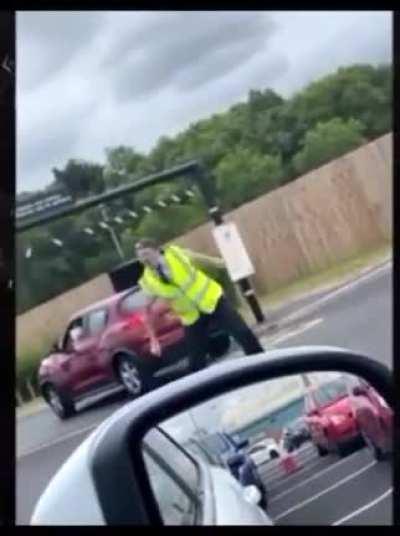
[135,238,161,266]
[69,326,83,344]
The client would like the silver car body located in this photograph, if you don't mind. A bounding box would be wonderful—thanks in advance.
[31,420,273,526]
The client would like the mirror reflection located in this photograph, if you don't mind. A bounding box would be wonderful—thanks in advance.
[142,371,393,526]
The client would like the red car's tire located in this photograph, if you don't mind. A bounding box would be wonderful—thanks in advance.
[43,384,76,420]
[362,431,386,461]
[316,444,329,457]
[116,354,150,398]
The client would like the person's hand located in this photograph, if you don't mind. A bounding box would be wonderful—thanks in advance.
[150,337,162,357]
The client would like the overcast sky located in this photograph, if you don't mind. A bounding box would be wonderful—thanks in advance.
[17,11,392,193]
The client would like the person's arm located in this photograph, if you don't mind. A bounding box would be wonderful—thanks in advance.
[142,297,162,356]
[180,247,226,269]
[143,297,157,337]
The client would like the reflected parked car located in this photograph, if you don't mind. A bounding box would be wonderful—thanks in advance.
[304,377,365,457]
[247,438,281,465]
[186,432,269,510]
[38,287,231,419]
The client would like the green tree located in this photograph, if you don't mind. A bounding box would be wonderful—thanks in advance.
[291,64,391,138]
[52,159,105,200]
[103,146,147,188]
[17,62,392,313]
[215,148,283,210]
[132,203,206,244]
[293,117,365,175]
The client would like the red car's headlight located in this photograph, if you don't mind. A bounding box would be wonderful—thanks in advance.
[330,414,349,426]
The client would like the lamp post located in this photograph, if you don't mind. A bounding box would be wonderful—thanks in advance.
[99,205,125,261]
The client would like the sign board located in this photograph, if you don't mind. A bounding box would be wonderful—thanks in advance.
[16,193,73,221]
[212,222,255,282]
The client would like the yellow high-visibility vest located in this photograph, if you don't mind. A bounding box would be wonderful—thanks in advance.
[139,245,223,325]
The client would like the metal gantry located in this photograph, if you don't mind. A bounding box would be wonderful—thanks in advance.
[17,161,265,323]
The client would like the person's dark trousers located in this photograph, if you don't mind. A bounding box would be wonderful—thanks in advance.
[185,295,264,372]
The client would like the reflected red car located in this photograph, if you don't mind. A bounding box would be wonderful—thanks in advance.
[38,286,230,420]
[304,377,364,457]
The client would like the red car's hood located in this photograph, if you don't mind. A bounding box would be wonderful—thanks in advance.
[40,353,64,370]
[320,396,352,415]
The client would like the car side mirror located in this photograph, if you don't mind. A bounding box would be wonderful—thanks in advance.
[32,346,394,526]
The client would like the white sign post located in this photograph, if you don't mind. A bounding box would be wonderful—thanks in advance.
[212,222,255,282]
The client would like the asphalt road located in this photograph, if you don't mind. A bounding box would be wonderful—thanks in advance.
[259,443,392,525]
[16,264,392,525]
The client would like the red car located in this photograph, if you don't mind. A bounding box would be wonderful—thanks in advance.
[38,286,230,419]
[304,376,364,457]
[347,377,393,460]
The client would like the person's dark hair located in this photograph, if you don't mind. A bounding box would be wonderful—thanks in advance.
[135,238,160,250]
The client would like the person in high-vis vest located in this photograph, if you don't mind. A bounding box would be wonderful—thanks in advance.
[135,238,264,372]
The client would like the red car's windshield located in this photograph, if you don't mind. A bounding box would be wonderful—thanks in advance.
[313,379,348,408]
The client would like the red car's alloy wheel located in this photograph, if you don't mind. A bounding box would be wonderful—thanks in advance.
[118,357,143,396]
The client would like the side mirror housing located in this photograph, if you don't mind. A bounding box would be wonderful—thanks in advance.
[243,485,262,506]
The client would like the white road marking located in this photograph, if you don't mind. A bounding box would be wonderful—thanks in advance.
[281,261,391,326]
[266,457,324,489]
[17,423,98,460]
[274,460,377,521]
[270,449,368,504]
[264,317,324,347]
[332,488,393,525]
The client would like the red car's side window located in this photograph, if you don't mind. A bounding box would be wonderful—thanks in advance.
[87,309,108,336]
[63,317,84,350]
[119,290,150,315]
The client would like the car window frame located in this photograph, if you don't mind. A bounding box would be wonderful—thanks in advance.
[142,427,203,526]
[62,316,85,351]
[143,446,199,526]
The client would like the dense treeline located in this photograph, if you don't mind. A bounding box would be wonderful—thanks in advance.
[17,63,392,313]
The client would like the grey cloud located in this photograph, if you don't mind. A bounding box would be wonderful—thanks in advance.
[17,11,392,193]
[106,12,277,99]
[176,42,291,94]
[19,95,98,186]
[17,11,106,90]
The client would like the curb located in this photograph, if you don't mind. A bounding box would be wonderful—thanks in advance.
[17,400,47,420]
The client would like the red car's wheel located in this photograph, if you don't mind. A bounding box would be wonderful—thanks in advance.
[117,354,150,397]
[316,444,329,457]
[362,431,386,461]
[43,384,76,420]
